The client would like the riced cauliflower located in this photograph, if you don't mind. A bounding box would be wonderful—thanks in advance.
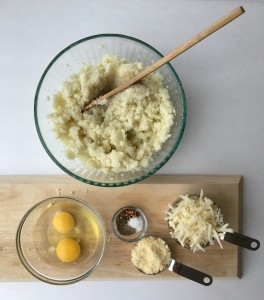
[50,55,175,174]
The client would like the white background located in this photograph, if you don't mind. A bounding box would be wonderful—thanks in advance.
[0,0,264,299]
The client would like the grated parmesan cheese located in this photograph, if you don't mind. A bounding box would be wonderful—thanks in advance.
[166,190,234,252]
[131,236,171,274]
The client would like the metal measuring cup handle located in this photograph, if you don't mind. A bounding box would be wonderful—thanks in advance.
[221,232,260,251]
[168,259,213,286]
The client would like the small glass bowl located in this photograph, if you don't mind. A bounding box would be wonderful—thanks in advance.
[111,206,147,242]
[16,197,106,285]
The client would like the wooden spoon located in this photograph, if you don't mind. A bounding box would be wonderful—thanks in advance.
[83,6,245,112]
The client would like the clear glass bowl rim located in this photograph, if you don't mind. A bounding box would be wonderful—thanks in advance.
[16,196,107,285]
[34,33,187,187]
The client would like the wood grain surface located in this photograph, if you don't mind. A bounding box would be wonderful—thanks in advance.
[0,175,242,281]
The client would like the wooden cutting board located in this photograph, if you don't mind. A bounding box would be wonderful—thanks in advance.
[0,175,242,281]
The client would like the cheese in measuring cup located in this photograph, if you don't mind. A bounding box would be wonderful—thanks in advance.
[166,190,234,252]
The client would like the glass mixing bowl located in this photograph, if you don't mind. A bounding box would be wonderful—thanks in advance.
[34,34,186,187]
[16,197,106,285]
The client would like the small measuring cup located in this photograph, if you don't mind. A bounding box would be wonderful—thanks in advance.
[132,237,213,286]
[168,196,260,251]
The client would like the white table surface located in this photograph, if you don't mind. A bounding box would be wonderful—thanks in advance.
[0,0,263,299]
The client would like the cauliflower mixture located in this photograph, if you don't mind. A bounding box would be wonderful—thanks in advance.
[50,55,175,174]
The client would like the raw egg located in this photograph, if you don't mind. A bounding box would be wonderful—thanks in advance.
[56,238,81,262]
[52,211,74,234]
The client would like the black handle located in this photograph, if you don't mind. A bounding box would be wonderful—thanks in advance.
[223,232,260,250]
[169,259,213,286]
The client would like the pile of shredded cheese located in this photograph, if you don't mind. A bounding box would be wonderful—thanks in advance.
[166,190,233,252]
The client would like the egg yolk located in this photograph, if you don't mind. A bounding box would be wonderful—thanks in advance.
[56,238,81,262]
[52,211,74,234]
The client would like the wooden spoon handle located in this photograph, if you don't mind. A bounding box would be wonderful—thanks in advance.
[84,6,245,111]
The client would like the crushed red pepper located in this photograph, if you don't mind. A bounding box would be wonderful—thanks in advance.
[116,208,141,236]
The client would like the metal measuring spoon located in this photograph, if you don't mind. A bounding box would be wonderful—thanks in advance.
[168,196,260,251]
[131,236,213,286]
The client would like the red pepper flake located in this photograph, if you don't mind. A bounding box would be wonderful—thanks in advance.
[122,208,140,220]
[115,208,141,236]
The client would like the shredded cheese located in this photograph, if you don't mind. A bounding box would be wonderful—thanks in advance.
[166,190,233,252]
